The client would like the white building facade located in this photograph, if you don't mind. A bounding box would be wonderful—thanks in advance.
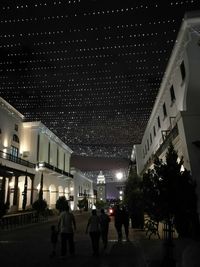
[134,12,200,219]
[70,167,95,210]
[0,97,75,212]
[21,121,74,210]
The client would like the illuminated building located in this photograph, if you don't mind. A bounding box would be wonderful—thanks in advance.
[70,167,95,210]
[97,171,106,202]
[0,97,92,211]
[134,11,200,220]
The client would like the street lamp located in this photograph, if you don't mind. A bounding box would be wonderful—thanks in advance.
[116,172,123,180]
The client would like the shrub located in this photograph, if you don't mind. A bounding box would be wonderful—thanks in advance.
[77,197,88,211]
[143,143,199,238]
[32,198,47,213]
[56,196,69,212]
[0,202,9,218]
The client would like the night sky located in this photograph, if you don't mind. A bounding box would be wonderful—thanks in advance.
[0,0,199,181]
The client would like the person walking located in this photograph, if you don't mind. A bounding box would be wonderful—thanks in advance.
[114,205,123,242]
[86,209,101,256]
[58,205,76,258]
[99,208,110,249]
[122,206,130,241]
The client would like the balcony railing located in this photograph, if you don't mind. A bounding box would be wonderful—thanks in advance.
[155,124,179,157]
[142,124,179,173]
[0,150,35,168]
[37,161,73,178]
[78,193,91,198]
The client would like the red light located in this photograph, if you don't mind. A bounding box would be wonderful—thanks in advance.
[109,208,113,214]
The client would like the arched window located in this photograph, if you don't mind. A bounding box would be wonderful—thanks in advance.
[11,146,19,157]
[13,134,19,143]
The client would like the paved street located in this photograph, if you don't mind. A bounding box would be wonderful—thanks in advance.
[0,212,165,267]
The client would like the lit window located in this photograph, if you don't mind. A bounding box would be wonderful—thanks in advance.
[10,146,19,157]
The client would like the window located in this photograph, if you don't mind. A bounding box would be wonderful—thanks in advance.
[147,139,149,151]
[10,146,19,157]
[157,116,161,128]
[63,153,65,170]
[13,134,19,143]
[14,124,18,131]
[170,85,176,102]
[143,149,145,158]
[37,134,40,161]
[48,142,50,163]
[150,133,152,144]
[57,148,59,167]
[153,126,156,137]
[180,61,186,81]
[163,103,167,118]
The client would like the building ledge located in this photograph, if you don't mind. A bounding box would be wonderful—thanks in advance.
[0,150,35,169]
[36,161,73,179]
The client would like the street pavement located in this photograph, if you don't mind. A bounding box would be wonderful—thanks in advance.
[0,212,199,267]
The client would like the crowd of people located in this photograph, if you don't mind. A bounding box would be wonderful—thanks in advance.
[50,204,130,258]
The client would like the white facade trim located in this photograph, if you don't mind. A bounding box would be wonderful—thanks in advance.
[23,121,73,154]
[0,97,24,121]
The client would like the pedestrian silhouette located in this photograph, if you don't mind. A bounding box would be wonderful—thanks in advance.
[114,205,123,242]
[122,206,130,241]
[99,208,110,249]
[50,225,58,258]
[86,209,101,256]
[58,205,76,258]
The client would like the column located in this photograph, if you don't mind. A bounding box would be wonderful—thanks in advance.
[30,175,34,205]
[6,177,11,207]
[0,175,6,204]
[13,175,19,206]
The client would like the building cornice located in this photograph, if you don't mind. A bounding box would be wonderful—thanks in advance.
[0,97,24,121]
[23,121,73,154]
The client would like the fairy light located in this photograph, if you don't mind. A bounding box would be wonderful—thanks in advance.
[0,0,199,159]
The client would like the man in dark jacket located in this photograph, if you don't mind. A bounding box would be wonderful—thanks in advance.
[99,208,110,248]
[114,205,123,242]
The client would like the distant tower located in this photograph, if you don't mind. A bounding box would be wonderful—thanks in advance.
[97,171,106,202]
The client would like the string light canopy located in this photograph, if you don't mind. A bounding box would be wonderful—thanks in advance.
[0,0,199,162]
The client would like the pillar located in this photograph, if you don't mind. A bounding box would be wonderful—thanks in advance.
[13,175,19,206]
